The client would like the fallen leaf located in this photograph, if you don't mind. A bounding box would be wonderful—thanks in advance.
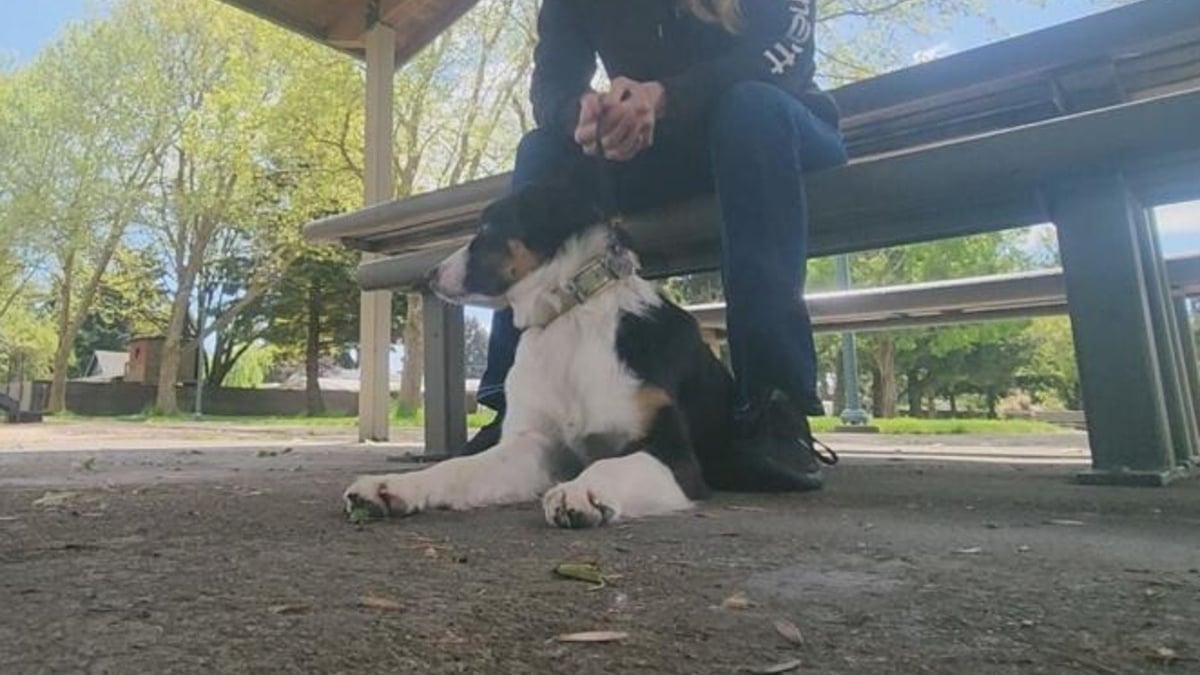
[722,591,755,610]
[358,595,403,611]
[726,505,767,512]
[33,491,79,507]
[0,516,19,522]
[423,546,439,559]
[554,562,611,587]
[256,449,278,458]
[742,658,803,674]
[1017,545,1032,553]
[80,457,97,471]
[773,618,805,645]
[1045,519,1085,527]
[954,546,983,555]
[269,604,310,615]
[348,506,376,526]
[554,631,629,643]
[280,447,294,455]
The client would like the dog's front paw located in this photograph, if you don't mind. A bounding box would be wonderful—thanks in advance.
[343,474,421,518]
[542,481,617,529]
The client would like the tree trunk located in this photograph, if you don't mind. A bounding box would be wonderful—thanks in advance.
[47,253,75,413]
[397,292,423,411]
[155,265,197,414]
[870,366,884,418]
[906,371,923,417]
[876,336,897,417]
[305,281,324,416]
[949,392,958,416]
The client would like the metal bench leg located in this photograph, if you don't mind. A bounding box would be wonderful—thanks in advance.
[1173,295,1200,468]
[422,293,467,457]
[1050,175,1185,486]
[1140,210,1200,467]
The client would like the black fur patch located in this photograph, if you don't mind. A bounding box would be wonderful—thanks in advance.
[461,175,606,298]
[615,297,736,499]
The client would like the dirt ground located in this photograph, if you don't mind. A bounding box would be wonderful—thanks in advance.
[1,427,1197,674]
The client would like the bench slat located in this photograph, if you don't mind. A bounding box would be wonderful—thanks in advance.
[356,88,1200,290]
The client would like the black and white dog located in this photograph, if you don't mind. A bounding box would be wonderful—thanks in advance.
[343,178,743,528]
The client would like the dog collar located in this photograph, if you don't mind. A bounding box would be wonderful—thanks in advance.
[544,238,638,324]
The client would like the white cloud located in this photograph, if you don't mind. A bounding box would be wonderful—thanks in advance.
[911,42,955,64]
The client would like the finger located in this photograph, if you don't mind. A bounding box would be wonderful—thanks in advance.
[576,122,599,154]
[602,111,646,155]
[575,95,602,153]
[579,92,601,123]
[606,77,637,101]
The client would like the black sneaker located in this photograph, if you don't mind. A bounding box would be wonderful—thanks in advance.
[712,391,837,492]
[461,413,503,455]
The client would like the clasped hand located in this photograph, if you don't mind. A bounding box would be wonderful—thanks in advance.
[574,77,666,162]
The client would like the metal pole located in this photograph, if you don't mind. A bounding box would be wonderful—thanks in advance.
[836,254,870,426]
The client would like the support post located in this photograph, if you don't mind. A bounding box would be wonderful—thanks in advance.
[358,20,395,442]
[835,254,873,430]
[1050,174,1183,485]
[1173,296,1200,467]
[422,294,467,455]
[1140,210,1199,467]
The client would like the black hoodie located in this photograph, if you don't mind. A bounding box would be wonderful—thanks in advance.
[530,0,840,140]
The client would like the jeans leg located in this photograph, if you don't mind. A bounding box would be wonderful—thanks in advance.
[476,129,582,412]
[709,82,847,415]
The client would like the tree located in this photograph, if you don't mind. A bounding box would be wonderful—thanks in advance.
[464,316,491,380]
[258,245,363,414]
[4,7,177,411]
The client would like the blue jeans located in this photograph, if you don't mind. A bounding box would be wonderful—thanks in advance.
[477,82,847,416]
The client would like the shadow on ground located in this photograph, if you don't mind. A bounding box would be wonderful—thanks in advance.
[1,442,1197,674]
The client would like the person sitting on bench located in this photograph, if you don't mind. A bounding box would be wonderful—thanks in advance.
[465,0,845,490]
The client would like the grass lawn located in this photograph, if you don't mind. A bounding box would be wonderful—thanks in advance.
[810,416,1066,435]
[50,410,1063,435]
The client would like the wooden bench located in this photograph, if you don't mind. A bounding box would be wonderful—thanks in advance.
[304,0,1200,485]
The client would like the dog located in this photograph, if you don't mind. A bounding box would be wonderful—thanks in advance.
[343,176,744,528]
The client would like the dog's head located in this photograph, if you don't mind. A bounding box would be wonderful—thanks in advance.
[428,173,607,307]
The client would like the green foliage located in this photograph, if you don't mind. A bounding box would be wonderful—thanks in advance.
[221,343,277,389]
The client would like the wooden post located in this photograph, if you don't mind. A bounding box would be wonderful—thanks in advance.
[358,20,395,442]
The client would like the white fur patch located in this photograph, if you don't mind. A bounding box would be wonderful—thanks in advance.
[343,433,556,515]
[542,451,692,528]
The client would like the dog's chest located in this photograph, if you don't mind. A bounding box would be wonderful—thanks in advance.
[508,307,642,455]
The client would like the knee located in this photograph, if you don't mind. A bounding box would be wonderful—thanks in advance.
[514,129,576,180]
[709,82,795,144]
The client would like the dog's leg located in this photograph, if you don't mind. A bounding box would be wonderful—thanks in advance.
[543,399,706,528]
[541,451,694,528]
[344,432,557,518]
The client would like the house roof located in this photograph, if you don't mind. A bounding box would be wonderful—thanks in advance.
[89,350,129,377]
[218,0,479,65]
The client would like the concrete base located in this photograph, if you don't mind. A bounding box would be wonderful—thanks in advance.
[1074,465,1193,487]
